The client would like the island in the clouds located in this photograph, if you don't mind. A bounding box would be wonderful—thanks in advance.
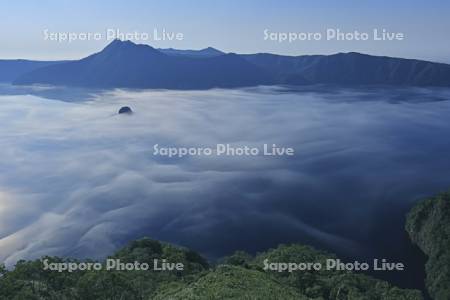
[2,39,450,89]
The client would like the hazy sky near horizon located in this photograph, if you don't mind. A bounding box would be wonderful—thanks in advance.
[1,0,450,62]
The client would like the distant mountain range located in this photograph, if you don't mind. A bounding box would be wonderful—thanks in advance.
[3,40,450,89]
[0,60,62,83]
[11,40,272,89]
[158,46,224,58]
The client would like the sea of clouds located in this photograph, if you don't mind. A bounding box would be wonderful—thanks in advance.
[0,84,450,273]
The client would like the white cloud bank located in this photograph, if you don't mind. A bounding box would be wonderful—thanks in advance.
[0,85,450,267]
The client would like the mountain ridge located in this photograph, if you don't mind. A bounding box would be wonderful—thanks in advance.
[13,40,274,89]
[0,59,65,83]
[8,40,450,88]
[158,46,224,58]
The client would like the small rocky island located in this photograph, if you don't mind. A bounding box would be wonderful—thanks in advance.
[118,106,133,114]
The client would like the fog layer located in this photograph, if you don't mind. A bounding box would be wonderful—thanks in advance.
[0,85,449,285]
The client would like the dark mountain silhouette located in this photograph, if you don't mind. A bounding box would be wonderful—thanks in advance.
[158,47,224,58]
[0,60,63,82]
[242,52,450,86]
[14,40,273,89]
[12,40,450,88]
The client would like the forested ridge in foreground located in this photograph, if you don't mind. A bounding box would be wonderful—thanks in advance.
[0,241,422,299]
[1,191,449,299]
[406,192,450,300]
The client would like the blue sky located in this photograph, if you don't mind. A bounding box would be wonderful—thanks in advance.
[1,0,449,62]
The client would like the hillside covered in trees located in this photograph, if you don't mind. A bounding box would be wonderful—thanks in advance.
[0,239,422,299]
[1,191,449,299]
[406,192,450,300]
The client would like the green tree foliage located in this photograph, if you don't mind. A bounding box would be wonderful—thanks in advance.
[251,244,422,300]
[220,251,252,267]
[155,265,307,300]
[0,238,208,299]
[0,237,425,299]
[406,191,450,300]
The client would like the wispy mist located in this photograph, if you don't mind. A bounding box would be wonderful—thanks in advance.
[1,85,450,271]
